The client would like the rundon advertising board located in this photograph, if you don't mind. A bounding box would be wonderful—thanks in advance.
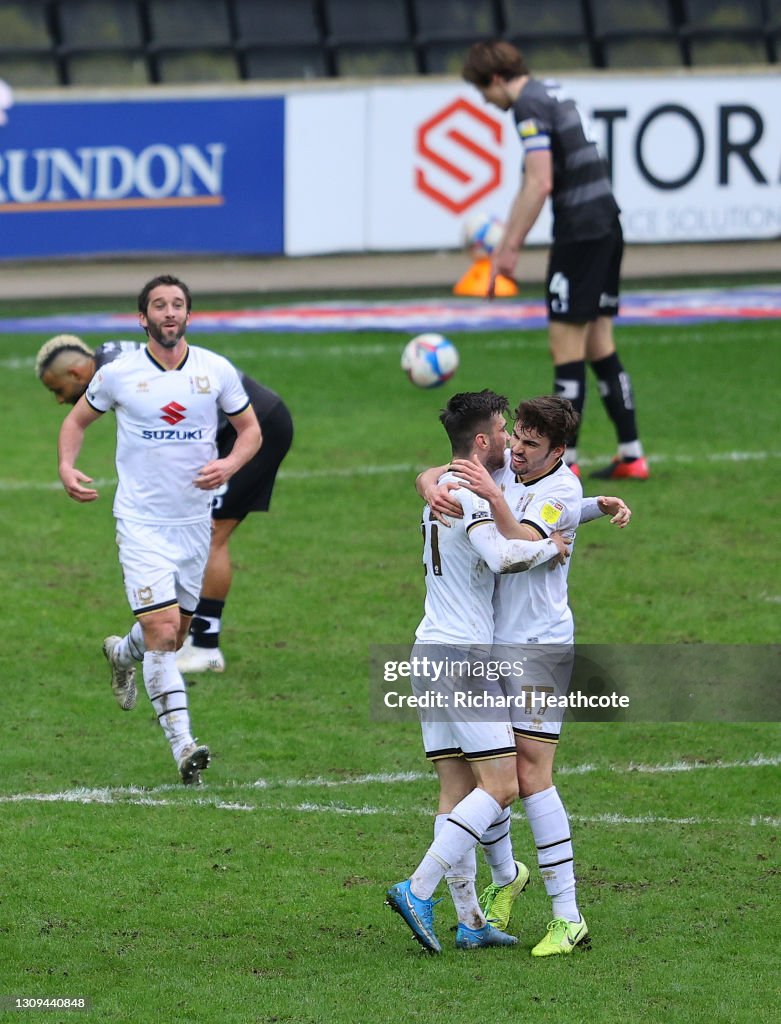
[0,96,284,259]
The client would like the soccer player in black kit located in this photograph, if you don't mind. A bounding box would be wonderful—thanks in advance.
[462,40,648,481]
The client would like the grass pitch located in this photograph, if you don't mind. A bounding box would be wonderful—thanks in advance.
[0,289,779,1024]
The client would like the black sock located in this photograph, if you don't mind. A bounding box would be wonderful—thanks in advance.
[589,352,639,446]
[553,360,586,448]
[190,598,225,650]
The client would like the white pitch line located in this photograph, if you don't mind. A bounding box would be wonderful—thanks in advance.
[618,754,781,774]
[3,324,769,385]
[273,803,779,828]
[0,464,423,492]
[4,449,781,495]
[0,787,254,811]
[0,326,764,373]
[208,329,762,360]
[2,755,777,810]
[0,789,774,827]
[248,755,781,789]
[250,770,429,790]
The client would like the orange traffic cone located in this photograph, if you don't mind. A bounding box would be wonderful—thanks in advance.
[453,258,518,298]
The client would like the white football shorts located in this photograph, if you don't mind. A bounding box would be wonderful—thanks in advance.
[410,642,517,762]
[493,642,575,744]
[115,518,211,618]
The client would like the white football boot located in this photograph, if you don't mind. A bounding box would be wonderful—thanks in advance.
[176,635,226,673]
[177,743,211,786]
[102,635,137,710]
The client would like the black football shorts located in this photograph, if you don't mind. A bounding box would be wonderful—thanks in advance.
[546,221,623,323]
[212,400,293,521]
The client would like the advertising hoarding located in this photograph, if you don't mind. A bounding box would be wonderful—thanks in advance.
[286,73,781,255]
[0,96,284,259]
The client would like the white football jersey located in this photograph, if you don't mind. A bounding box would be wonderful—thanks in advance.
[416,472,496,645]
[85,344,249,524]
[491,453,582,644]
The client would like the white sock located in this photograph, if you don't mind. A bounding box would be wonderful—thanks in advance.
[435,813,485,929]
[523,786,579,922]
[114,622,145,667]
[618,441,644,459]
[142,650,194,763]
[480,810,517,886]
[411,789,502,900]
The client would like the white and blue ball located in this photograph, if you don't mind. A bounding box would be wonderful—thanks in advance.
[462,210,504,256]
[401,333,459,389]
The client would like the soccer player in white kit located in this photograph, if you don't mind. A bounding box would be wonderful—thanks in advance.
[57,276,261,785]
[449,396,610,955]
[418,395,631,954]
[386,390,571,954]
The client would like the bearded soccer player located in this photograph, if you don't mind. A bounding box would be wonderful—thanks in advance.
[37,327,292,676]
[57,275,261,784]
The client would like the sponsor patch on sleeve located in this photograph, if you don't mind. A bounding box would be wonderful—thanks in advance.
[540,500,565,526]
[518,118,539,138]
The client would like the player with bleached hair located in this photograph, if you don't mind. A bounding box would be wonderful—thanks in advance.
[56,275,261,784]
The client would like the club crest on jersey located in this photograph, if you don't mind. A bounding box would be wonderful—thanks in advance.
[135,586,154,606]
[192,376,211,394]
[540,500,565,526]
[136,380,149,392]
[511,493,526,516]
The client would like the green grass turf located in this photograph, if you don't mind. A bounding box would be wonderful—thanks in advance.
[0,293,779,1023]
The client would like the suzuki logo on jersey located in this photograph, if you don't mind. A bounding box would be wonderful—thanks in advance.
[160,401,186,425]
[142,428,205,440]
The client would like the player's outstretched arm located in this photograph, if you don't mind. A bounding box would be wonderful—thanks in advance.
[195,407,262,490]
[579,495,632,528]
[598,495,632,527]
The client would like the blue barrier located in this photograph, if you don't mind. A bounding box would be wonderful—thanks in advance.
[0,96,284,259]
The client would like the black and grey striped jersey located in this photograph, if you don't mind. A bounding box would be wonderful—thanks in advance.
[512,78,620,243]
[94,340,141,369]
